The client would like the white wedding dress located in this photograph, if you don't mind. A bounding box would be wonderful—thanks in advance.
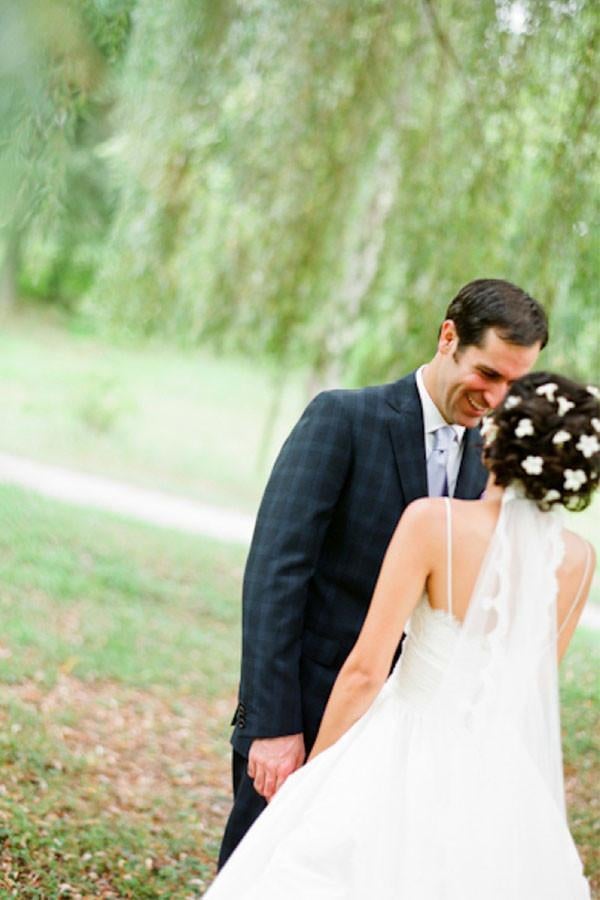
[207,491,591,899]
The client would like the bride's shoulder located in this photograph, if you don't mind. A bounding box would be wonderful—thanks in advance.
[555,530,595,643]
[399,498,448,545]
[559,528,596,575]
[403,497,493,529]
[401,498,489,550]
[402,497,447,526]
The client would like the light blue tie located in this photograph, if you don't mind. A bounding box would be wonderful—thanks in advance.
[427,425,455,497]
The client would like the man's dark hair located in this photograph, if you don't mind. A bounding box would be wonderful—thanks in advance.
[444,279,549,350]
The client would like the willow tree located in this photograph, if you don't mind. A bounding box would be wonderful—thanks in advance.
[0,0,134,308]
[5,0,599,380]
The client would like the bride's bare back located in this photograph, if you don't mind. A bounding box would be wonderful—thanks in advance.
[424,495,594,661]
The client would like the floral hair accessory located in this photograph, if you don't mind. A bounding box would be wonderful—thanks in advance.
[587,385,600,399]
[480,417,498,446]
[564,469,587,491]
[536,382,558,401]
[521,456,543,475]
[552,430,572,446]
[592,418,600,434]
[504,396,521,409]
[543,489,561,503]
[556,396,575,416]
[576,434,599,459]
[515,418,534,438]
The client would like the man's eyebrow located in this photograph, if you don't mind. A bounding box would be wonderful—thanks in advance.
[477,365,519,385]
[476,365,502,379]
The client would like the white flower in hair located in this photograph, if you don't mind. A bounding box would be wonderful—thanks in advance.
[536,382,558,401]
[552,430,572,445]
[521,455,543,475]
[480,417,498,445]
[556,396,575,416]
[564,468,587,491]
[504,396,521,409]
[576,434,599,459]
[592,418,600,433]
[544,489,561,502]
[587,385,600,399]
[515,418,534,438]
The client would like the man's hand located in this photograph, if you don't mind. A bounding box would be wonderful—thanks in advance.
[247,733,305,802]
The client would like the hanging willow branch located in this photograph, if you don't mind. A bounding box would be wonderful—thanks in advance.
[420,0,485,138]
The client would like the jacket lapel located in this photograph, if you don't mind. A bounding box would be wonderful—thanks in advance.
[385,373,428,506]
[454,426,487,499]
[386,372,488,503]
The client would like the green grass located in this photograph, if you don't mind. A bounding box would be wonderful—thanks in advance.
[0,305,308,513]
[0,484,597,896]
[0,485,244,695]
[560,628,600,891]
[0,484,246,896]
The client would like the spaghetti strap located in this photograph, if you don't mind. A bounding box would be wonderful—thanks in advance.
[444,497,453,617]
[558,541,592,638]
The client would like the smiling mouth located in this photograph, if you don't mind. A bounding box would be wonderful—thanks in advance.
[466,394,487,414]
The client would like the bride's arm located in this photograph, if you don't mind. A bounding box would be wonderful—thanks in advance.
[308,498,439,761]
[557,537,596,663]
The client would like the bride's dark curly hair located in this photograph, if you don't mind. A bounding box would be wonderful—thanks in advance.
[483,372,600,512]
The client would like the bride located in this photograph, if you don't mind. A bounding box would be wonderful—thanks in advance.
[206,371,599,899]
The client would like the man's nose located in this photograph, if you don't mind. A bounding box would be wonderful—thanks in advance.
[483,383,508,410]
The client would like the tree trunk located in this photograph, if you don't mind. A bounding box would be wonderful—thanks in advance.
[0,228,21,312]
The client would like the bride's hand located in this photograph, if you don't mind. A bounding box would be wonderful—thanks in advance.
[248,734,305,802]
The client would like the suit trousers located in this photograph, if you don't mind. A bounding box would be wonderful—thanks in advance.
[217,750,267,870]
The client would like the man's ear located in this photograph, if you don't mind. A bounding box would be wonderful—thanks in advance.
[438,319,458,355]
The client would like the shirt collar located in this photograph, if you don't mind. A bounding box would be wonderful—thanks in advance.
[415,365,466,442]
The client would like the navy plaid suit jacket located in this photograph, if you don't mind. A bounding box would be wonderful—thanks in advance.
[231,372,487,756]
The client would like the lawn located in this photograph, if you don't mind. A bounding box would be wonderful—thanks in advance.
[0,484,598,897]
[0,484,245,897]
[0,306,308,513]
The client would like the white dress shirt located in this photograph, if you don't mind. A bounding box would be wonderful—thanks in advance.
[415,366,466,497]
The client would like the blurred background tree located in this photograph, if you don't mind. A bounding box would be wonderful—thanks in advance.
[0,0,134,310]
[1,0,598,383]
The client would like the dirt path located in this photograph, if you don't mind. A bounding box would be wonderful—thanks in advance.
[1,451,599,631]
[0,451,254,545]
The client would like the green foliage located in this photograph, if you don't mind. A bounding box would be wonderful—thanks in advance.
[76,372,132,433]
[90,0,600,381]
[3,0,599,380]
[0,0,135,306]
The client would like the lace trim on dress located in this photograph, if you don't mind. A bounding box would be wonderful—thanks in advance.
[436,487,565,740]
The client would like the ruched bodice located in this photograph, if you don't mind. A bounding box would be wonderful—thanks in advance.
[391,598,461,707]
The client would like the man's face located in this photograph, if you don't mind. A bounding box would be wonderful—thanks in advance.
[435,322,541,427]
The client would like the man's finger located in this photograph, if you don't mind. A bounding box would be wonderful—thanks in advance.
[262,772,276,800]
[254,760,281,800]
[252,763,265,797]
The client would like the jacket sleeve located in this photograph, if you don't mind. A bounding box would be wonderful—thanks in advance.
[236,390,352,740]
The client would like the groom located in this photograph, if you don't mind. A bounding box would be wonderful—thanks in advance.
[218,278,548,866]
